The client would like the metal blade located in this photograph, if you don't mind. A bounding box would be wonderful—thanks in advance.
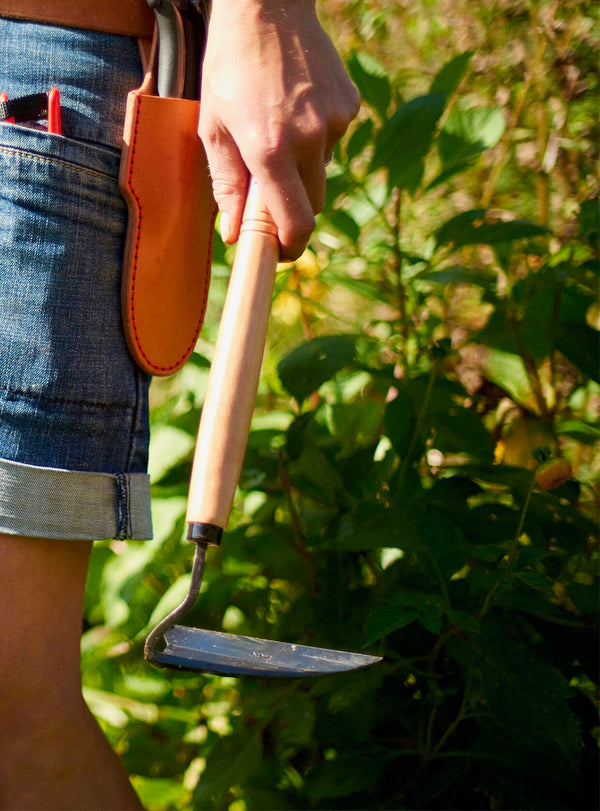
[149,625,382,677]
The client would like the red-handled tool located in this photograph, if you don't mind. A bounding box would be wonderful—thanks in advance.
[0,88,61,134]
[47,87,62,135]
[0,92,14,123]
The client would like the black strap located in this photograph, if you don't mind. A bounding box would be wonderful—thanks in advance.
[0,92,48,123]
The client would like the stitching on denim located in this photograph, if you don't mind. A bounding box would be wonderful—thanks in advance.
[124,368,144,472]
[0,382,133,411]
[115,473,129,540]
[0,144,116,181]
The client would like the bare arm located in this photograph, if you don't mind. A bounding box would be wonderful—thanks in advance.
[198,0,359,260]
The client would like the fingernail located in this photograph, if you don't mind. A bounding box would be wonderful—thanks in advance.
[220,212,233,243]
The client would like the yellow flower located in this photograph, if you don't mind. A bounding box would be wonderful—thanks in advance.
[535,458,572,491]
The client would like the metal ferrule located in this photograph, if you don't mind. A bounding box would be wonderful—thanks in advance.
[187,522,223,546]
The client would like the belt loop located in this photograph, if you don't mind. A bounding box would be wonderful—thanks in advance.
[138,36,154,74]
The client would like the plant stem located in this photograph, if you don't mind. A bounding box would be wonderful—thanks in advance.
[431,691,470,758]
[477,469,537,620]
[506,469,537,565]
[391,187,410,376]
[536,99,549,227]
[425,698,441,753]
[395,364,437,497]
[291,265,314,342]
[277,449,317,594]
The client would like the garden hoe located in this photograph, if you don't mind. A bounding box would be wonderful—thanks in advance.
[144,0,381,677]
[145,181,381,677]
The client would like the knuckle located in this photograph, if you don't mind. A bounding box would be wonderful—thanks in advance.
[258,131,291,169]
[210,177,238,201]
[312,189,326,216]
[281,217,315,260]
[281,238,309,262]
[197,117,218,147]
[329,99,358,139]
[300,113,328,147]
[328,114,349,142]
[208,169,246,209]
[347,83,361,117]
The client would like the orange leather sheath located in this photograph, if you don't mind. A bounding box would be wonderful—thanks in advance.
[119,31,217,376]
[0,0,154,38]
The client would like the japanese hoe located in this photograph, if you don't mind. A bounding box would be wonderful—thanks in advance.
[144,181,382,677]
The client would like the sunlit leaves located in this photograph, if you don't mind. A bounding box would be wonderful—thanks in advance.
[277,335,356,404]
[436,209,551,248]
[348,51,391,120]
[429,51,474,97]
[429,107,506,188]
[370,93,446,193]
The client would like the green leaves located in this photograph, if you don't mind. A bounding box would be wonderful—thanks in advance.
[429,51,474,97]
[385,389,416,458]
[430,107,505,188]
[480,624,582,771]
[277,335,356,403]
[553,321,600,383]
[370,93,446,192]
[193,728,264,806]
[436,209,551,248]
[353,49,503,197]
[364,605,420,643]
[348,51,391,119]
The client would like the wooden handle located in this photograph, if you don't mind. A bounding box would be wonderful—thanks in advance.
[186,180,279,539]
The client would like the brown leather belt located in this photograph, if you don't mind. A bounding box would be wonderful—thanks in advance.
[0,0,154,39]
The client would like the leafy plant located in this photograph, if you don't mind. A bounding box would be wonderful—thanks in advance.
[82,6,598,809]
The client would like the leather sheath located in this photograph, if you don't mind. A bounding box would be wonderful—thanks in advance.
[119,29,217,376]
[0,0,155,38]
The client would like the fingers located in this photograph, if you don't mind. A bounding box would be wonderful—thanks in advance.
[201,119,327,260]
[252,139,327,261]
[259,170,316,262]
[200,123,248,246]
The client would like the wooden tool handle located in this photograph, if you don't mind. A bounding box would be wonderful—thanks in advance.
[186,180,279,542]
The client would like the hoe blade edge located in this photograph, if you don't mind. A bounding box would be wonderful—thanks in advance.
[147,625,382,677]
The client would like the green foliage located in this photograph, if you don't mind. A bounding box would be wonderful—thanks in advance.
[82,3,598,809]
[277,336,356,405]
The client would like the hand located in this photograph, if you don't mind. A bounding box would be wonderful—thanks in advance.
[198,0,360,260]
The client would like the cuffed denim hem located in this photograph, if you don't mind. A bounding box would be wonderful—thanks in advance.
[0,458,153,541]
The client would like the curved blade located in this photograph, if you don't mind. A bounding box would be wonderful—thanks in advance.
[148,625,382,677]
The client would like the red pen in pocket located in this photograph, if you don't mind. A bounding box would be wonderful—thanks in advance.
[47,87,62,135]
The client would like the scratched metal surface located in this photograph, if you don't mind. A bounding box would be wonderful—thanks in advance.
[150,626,382,677]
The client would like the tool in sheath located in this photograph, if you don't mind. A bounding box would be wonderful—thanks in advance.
[144,1,382,677]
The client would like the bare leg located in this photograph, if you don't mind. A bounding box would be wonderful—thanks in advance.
[0,535,143,810]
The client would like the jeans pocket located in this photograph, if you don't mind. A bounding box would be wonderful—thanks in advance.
[0,123,136,406]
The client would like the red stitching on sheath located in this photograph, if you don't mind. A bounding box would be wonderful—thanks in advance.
[126,96,212,374]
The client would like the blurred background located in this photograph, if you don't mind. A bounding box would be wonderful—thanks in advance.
[82,2,598,808]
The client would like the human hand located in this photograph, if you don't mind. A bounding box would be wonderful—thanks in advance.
[198,0,360,260]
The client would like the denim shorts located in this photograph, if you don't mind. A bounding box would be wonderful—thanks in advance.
[0,19,153,540]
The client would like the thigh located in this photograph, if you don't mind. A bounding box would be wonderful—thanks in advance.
[0,534,92,698]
